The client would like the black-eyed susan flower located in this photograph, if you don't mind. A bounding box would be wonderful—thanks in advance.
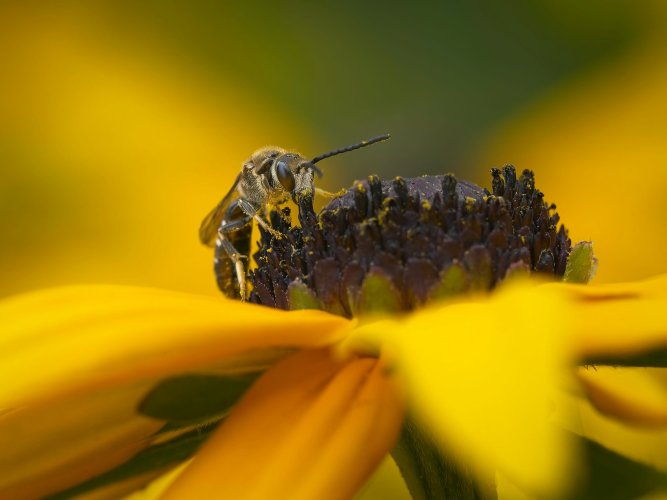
[2,168,667,500]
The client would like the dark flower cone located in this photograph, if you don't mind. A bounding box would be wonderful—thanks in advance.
[250,166,573,316]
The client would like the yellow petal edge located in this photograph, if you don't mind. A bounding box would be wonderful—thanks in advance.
[0,285,352,409]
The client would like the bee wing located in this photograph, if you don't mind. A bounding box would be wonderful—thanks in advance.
[199,173,242,247]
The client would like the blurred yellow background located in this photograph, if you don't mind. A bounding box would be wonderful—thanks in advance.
[1,1,665,298]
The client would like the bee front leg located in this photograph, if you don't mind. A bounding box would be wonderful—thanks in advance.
[315,187,346,199]
[237,199,283,240]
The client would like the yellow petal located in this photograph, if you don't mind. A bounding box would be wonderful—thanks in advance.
[577,367,667,427]
[0,285,351,408]
[553,274,667,359]
[351,283,576,496]
[162,348,405,500]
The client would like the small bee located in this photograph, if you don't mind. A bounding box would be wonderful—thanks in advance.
[199,134,390,300]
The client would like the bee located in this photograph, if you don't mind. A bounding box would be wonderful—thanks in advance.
[199,134,390,300]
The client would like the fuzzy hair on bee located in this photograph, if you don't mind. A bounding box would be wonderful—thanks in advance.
[199,134,390,301]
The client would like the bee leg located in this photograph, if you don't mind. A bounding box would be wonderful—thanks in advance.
[254,215,283,240]
[237,199,283,240]
[315,187,346,199]
[216,228,249,301]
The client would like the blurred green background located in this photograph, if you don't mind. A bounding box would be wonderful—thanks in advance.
[114,0,641,176]
[1,1,665,298]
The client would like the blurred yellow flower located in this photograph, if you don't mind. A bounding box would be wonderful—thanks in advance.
[0,4,312,298]
[473,9,667,489]
[477,3,667,284]
[2,276,667,499]
[2,4,667,498]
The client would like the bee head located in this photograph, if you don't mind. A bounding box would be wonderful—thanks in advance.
[251,135,390,203]
[269,153,318,202]
[248,147,284,173]
[286,134,392,202]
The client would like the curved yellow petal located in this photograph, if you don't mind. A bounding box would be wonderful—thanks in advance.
[553,274,667,358]
[0,285,351,408]
[577,367,667,427]
[350,283,576,496]
[162,348,405,500]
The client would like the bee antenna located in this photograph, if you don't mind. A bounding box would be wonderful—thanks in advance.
[310,164,324,178]
[311,134,390,165]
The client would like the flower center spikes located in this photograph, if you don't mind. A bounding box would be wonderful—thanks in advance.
[249,166,571,317]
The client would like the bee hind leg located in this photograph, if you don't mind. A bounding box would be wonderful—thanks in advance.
[216,231,249,301]
[214,206,252,301]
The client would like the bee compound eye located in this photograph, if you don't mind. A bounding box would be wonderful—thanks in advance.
[276,160,296,192]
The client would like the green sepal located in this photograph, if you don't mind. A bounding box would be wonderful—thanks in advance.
[139,373,259,423]
[357,267,403,314]
[568,433,667,499]
[564,241,597,283]
[581,346,667,367]
[428,261,469,300]
[46,423,220,500]
[463,245,493,291]
[391,416,496,500]
[287,280,322,310]
[502,260,531,281]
